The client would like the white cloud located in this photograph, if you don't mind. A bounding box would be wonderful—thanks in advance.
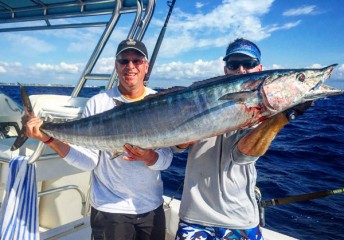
[0,1,336,88]
[266,20,301,33]
[326,64,344,89]
[149,60,344,88]
[150,0,300,59]
[195,2,204,9]
[333,64,344,79]
[94,57,116,73]
[0,66,6,73]
[309,63,323,68]
[33,62,81,74]
[0,62,23,75]
[271,64,283,69]
[5,33,55,53]
[283,5,316,17]
[150,58,224,87]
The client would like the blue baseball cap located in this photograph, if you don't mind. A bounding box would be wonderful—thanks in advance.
[223,39,261,62]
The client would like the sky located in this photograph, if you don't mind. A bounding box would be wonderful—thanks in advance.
[0,0,343,89]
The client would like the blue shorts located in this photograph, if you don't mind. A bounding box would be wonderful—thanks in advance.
[175,220,264,240]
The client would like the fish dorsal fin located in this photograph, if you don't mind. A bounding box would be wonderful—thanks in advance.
[156,86,187,95]
[113,99,125,107]
[163,86,188,92]
[219,91,254,102]
[143,86,187,100]
[189,75,232,88]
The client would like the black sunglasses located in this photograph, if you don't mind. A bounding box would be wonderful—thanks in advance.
[226,59,260,70]
[116,58,146,66]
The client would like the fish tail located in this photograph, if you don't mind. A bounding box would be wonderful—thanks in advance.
[11,85,34,151]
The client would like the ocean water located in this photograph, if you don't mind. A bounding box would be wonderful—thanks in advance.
[1,85,343,240]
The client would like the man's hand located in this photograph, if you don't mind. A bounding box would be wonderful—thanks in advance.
[176,141,197,150]
[25,116,51,142]
[122,144,158,166]
[284,101,313,121]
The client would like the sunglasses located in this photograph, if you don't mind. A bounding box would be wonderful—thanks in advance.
[226,59,260,70]
[116,58,146,66]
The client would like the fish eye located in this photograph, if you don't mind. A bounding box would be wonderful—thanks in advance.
[297,73,306,82]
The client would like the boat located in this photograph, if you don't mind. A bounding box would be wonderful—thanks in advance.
[0,0,298,239]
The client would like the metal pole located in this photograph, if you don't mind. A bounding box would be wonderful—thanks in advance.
[261,188,344,208]
[144,0,176,86]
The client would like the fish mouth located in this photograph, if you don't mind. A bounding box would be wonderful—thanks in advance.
[305,83,344,101]
[314,64,336,88]
[305,64,343,100]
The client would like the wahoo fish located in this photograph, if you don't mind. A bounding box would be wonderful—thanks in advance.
[11,64,343,154]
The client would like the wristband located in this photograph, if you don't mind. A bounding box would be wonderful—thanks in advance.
[43,137,54,144]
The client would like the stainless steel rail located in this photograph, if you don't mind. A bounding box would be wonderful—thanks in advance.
[28,141,46,164]
[0,0,134,24]
[38,185,87,216]
[0,152,59,164]
[71,0,122,96]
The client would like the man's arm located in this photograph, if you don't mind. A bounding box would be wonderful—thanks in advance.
[237,113,288,156]
[238,101,313,157]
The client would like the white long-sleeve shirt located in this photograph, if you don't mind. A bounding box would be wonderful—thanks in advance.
[64,86,173,214]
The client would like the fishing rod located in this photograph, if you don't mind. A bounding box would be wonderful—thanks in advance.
[261,187,344,208]
[144,0,177,86]
[257,187,344,226]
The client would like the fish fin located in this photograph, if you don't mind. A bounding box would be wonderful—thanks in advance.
[113,99,125,107]
[11,131,28,151]
[190,74,236,88]
[111,151,123,159]
[142,86,187,101]
[161,86,187,93]
[20,84,34,115]
[11,85,33,151]
[219,91,254,102]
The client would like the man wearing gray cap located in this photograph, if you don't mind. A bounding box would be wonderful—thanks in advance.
[174,38,311,239]
[23,39,172,240]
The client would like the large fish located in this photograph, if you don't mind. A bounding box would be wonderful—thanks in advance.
[12,64,343,154]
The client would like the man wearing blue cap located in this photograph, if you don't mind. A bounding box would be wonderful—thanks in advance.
[174,38,311,239]
[223,38,262,75]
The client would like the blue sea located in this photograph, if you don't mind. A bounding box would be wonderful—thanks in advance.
[1,85,343,240]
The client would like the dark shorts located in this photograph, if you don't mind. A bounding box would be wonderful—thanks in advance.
[91,204,165,240]
[175,220,264,240]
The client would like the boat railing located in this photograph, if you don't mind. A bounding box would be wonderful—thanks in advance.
[0,0,148,29]
[70,0,123,97]
[72,0,156,95]
[38,185,87,217]
[0,0,156,96]
[27,141,46,164]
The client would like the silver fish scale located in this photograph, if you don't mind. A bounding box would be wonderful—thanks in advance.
[41,66,343,152]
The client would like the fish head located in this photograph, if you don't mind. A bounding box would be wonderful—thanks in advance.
[260,64,343,112]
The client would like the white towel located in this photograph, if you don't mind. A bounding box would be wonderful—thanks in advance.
[0,156,39,240]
